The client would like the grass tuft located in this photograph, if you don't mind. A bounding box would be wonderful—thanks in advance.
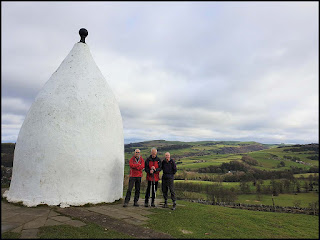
[38,223,134,239]
[1,232,21,239]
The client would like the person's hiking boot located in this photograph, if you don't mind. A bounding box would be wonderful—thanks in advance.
[172,201,176,210]
[151,201,156,207]
[144,199,149,207]
[123,202,128,207]
[133,202,139,207]
[162,201,168,208]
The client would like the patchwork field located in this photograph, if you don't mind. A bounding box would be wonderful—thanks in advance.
[122,140,318,214]
[125,141,318,173]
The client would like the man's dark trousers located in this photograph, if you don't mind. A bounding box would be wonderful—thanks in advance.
[124,177,141,204]
[162,178,176,202]
[145,181,158,203]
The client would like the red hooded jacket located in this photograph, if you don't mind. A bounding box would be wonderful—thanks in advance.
[145,155,162,181]
[129,156,145,177]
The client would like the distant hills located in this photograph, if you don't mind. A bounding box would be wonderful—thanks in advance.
[124,140,280,157]
[1,141,318,167]
[1,143,15,167]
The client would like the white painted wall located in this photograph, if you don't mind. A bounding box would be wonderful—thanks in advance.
[3,42,124,207]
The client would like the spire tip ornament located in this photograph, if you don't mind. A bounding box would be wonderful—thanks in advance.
[79,28,88,43]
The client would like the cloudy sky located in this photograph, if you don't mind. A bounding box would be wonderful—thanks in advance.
[1,1,319,144]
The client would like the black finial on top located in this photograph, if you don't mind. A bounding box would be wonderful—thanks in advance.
[79,28,88,43]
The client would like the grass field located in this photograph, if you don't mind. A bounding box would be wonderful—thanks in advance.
[145,200,319,239]
[237,192,319,208]
[174,180,240,189]
[177,154,242,170]
[248,151,308,171]
[294,173,319,178]
[1,232,20,239]
[248,147,318,170]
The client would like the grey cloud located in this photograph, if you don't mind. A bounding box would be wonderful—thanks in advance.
[1,98,31,116]
[1,2,318,144]
[2,74,40,102]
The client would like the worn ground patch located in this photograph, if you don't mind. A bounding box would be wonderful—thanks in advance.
[55,202,173,239]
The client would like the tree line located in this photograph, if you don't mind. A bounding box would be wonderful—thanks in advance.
[173,175,318,203]
[197,157,318,182]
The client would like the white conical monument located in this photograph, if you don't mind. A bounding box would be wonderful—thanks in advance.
[3,29,124,207]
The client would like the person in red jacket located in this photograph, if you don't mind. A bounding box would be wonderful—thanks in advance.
[123,149,145,207]
[144,147,162,207]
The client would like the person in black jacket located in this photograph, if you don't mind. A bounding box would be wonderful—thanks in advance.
[161,152,177,210]
[144,148,162,207]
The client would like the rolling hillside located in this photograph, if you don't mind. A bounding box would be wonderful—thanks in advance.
[124,141,318,174]
[123,141,318,210]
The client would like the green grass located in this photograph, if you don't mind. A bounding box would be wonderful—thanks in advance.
[177,154,242,170]
[237,193,319,208]
[175,180,216,185]
[1,232,21,239]
[174,180,240,189]
[248,148,318,171]
[1,183,10,188]
[294,173,319,178]
[248,151,300,171]
[176,190,208,200]
[124,164,130,175]
[38,223,133,239]
[145,200,319,239]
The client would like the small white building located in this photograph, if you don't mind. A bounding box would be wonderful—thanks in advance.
[3,29,124,207]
